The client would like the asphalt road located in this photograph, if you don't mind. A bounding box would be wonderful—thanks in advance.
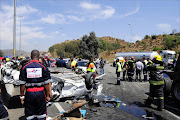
[1,65,180,120]
[84,64,180,120]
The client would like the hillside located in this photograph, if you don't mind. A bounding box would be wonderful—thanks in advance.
[48,33,180,62]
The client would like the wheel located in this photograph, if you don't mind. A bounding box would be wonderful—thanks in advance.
[85,72,95,90]
[172,82,180,102]
[163,73,172,98]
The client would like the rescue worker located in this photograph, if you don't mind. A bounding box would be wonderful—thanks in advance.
[19,50,51,120]
[55,55,66,67]
[116,59,122,85]
[143,57,148,81]
[86,58,96,73]
[127,57,135,82]
[144,55,165,111]
[122,57,128,81]
[0,88,9,119]
[70,57,77,71]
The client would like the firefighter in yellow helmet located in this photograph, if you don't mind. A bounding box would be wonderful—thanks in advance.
[144,55,165,111]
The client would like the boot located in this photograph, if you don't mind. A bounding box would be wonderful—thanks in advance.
[144,98,153,107]
[157,99,164,111]
[117,80,120,85]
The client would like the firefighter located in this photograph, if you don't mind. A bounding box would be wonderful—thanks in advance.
[143,57,148,81]
[144,55,165,111]
[127,57,135,82]
[19,50,50,120]
[86,58,96,73]
[70,57,77,71]
[116,59,122,85]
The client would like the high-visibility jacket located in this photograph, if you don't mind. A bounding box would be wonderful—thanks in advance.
[86,62,96,72]
[122,60,128,69]
[147,64,165,85]
[143,60,148,68]
[116,62,122,72]
[147,60,153,67]
[71,60,77,68]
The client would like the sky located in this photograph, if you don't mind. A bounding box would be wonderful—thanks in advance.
[0,0,180,52]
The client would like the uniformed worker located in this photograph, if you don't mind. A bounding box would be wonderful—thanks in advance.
[144,55,165,111]
[0,88,9,120]
[20,50,51,120]
[127,57,135,82]
[116,59,122,85]
[122,57,128,81]
[142,57,148,81]
[70,57,77,71]
[86,58,96,73]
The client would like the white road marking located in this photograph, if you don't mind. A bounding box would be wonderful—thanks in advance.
[54,103,65,112]
[164,110,180,119]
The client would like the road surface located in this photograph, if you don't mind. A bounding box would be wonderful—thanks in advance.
[1,64,180,120]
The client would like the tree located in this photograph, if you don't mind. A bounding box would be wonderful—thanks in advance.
[0,50,3,57]
[79,32,99,59]
[144,35,150,39]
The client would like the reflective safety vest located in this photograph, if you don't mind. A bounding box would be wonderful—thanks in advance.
[146,60,153,67]
[116,62,122,72]
[143,60,148,68]
[148,65,165,85]
[87,62,96,72]
[71,60,77,68]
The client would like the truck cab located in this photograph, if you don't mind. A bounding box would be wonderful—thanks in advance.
[160,50,176,69]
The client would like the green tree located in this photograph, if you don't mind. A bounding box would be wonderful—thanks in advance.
[0,50,3,57]
[144,35,150,39]
[79,32,99,59]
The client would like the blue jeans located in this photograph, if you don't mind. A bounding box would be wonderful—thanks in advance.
[100,66,104,74]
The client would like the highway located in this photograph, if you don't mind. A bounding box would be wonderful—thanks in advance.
[1,64,180,120]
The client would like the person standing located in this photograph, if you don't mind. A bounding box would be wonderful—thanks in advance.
[127,57,135,82]
[122,57,128,81]
[135,59,144,82]
[19,50,51,120]
[0,88,9,119]
[70,57,77,71]
[55,55,66,67]
[144,55,165,111]
[100,57,105,75]
[86,58,96,73]
[116,59,122,85]
[142,57,148,81]
[45,56,52,67]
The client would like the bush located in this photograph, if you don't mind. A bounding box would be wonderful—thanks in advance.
[153,47,163,51]
[151,35,157,39]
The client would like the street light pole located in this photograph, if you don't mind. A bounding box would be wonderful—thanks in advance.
[128,23,132,52]
[19,16,23,55]
[13,0,16,56]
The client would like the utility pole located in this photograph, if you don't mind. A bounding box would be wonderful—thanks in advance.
[13,0,16,56]
[19,16,23,56]
[128,23,132,52]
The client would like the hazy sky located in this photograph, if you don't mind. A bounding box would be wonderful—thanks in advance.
[0,0,180,52]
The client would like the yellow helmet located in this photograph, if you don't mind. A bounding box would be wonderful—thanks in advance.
[154,55,162,61]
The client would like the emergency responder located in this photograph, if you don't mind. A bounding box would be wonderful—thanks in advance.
[127,57,135,82]
[19,50,51,120]
[147,58,153,67]
[86,58,96,73]
[55,55,66,67]
[70,57,77,71]
[116,59,122,85]
[122,57,128,81]
[144,55,165,111]
[143,57,148,81]
[0,88,9,119]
